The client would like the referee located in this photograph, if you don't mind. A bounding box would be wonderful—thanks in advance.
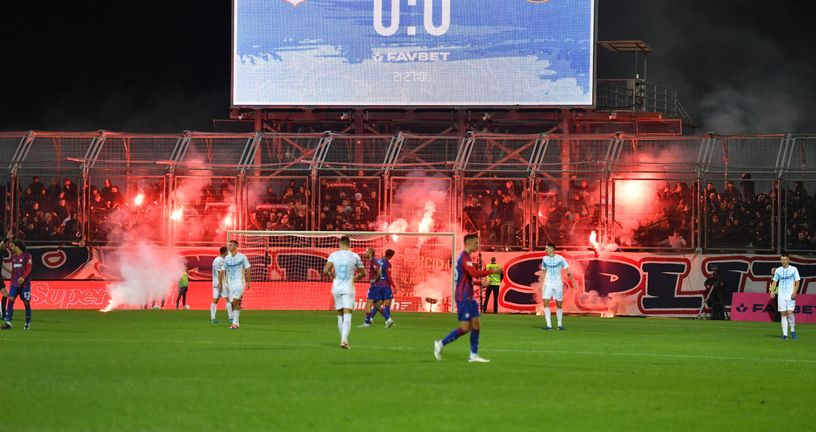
[482,257,502,314]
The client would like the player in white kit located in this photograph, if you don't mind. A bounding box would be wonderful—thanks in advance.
[322,236,366,349]
[769,254,800,340]
[540,243,575,330]
[210,246,233,324]
[224,240,251,330]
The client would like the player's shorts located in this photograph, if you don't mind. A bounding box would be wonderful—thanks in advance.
[212,286,229,299]
[9,285,31,301]
[778,296,796,312]
[333,292,355,310]
[542,284,563,301]
[229,284,244,302]
[456,300,480,321]
[379,286,393,301]
[366,286,379,301]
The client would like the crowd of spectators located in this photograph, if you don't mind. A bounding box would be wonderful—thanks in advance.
[17,176,169,243]
[784,180,816,251]
[246,179,310,232]
[18,176,82,242]
[534,179,600,247]
[463,180,526,249]
[317,178,379,232]
[703,174,774,250]
[631,181,693,249]
[8,172,816,251]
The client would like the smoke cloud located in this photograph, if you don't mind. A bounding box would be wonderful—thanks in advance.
[99,156,219,311]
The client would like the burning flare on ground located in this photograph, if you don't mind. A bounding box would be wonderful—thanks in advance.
[588,230,619,253]
[589,230,601,253]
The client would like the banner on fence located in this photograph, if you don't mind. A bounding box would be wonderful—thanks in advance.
[13,246,816,316]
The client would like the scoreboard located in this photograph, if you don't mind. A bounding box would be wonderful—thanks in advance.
[232,0,596,107]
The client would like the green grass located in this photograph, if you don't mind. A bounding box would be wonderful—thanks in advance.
[2,310,815,432]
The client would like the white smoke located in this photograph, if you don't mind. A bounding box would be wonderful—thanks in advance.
[98,159,214,311]
[413,271,453,312]
[101,241,185,312]
[380,218,408,233]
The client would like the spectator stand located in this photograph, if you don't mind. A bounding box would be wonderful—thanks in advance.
[383,133,461,235]
[11,131,91,244]
[783,135,816,253]
[85,133,177,245]
[169,133,252,245]
[1,130,815,256]
[0,132,23,232]
[241,132,323,234]
[700,135,786,252]
[460,133,540,250]
[609,136,700,251]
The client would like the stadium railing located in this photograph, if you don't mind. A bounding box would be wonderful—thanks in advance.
[1,130,813,254]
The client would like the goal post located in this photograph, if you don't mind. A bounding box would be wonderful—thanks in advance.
[226,230,456,312]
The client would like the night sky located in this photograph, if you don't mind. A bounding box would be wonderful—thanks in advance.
[2,0,814,133]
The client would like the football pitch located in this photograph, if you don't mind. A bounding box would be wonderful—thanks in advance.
[2,310,814,432]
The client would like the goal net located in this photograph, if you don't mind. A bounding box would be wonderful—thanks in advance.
[226,230,456,312]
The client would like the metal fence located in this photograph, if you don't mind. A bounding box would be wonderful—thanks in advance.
[2,130,815,254]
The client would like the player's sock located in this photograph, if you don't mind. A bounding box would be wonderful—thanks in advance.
[382,305,391,321]
[226,302,234,320]
[341,313,352,342]
[556,308,563,327]
[5,300,14,322]
[1,296,6,319]
[788,314,796,333]
[337,315,343,334]
[24,303,31,324]
[370,306,379,321]
[781,315,788,336]
[364,309,372,324]
[544,306,552,327]
[233,309,241,326]
[210,303,217,320]
[441,328,466,346]
[470,329,480,355]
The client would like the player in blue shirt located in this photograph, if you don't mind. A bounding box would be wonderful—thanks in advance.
[434,234,500,362]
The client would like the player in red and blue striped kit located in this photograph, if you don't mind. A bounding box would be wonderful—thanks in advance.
[2,239,33,330]
[361,248,381,327]
[434,234,500,362]
[374,249,396,328]
[362,249,397,328]
[0,235,9,321]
